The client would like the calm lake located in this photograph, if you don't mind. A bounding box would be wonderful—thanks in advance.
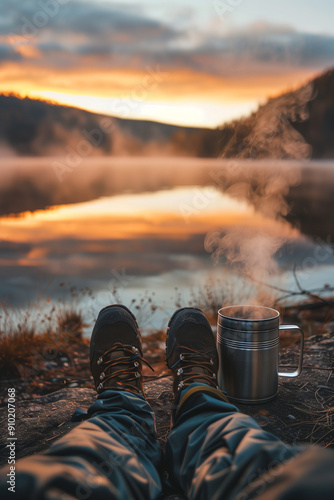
[1,157,334,332]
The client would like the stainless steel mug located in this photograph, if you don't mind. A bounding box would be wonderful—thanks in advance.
[217,305,304,403]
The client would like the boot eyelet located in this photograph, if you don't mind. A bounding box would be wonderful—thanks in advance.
[180,354,184,360]
[178,381,185,390]
[100,372,105,380]
[135,371,141,378]
[210,359,214,365]
[132,347,139,353]
[134,361,139,368]
[177,368,183,375]
[97,357,103,365]
[213,373,216,379]
[98,383,103,390]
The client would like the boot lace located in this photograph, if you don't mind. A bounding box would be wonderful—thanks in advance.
[96,342,154,393]
[169,345,218,390]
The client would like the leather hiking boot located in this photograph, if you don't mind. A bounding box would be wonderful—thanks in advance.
[90,304,153,396]
[166,307,220,398]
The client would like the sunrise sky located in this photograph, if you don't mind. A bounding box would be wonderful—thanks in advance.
[2,0,334,127]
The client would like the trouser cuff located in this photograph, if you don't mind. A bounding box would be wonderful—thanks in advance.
[175,385,229,420]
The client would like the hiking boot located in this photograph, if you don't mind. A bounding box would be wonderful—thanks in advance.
[90,304,153,396]
[166,307,219,397]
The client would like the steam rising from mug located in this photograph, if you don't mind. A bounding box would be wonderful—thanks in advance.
[205,83,315,306]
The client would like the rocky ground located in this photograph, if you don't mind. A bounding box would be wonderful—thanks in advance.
[0,331,169,402]
[0,331,333,467]
[0,326,333,500]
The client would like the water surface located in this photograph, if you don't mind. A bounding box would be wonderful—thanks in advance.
[1,157,333,331]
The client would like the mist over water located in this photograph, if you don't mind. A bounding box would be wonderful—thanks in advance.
[0,157,334,330]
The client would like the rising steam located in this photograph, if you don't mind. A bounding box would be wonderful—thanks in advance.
[205,83,315,307]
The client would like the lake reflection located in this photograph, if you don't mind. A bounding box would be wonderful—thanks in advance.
[1,158,334,331]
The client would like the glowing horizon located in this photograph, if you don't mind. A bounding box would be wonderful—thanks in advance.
[0,63,319,128]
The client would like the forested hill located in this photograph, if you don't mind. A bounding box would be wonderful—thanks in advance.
[0,94,221,157]
[218,68,334,159]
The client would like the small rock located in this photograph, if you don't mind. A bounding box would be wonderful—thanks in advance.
[45,361,58,369]
[29,406,43,412]
[68,382,78,388]
[63,362,69,367]
[258,409,269,416]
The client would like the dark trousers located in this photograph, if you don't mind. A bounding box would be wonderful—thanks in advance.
[1,383,333,499]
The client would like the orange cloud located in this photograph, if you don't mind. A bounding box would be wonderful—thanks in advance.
[15,44,41,59]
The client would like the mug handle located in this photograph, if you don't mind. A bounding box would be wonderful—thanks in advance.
[278,325,304,378]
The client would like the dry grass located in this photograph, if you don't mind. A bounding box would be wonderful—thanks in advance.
[0,282,161,381]
[287,401,334,446]
[185,277,255,324]
[1,276,331,381]
[57,307,85,339]
[0,297,87,380]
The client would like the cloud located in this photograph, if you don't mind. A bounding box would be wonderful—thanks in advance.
[2,0,334,74]
[183,23,334,76]
[0,42,21,61]
[1,0,176,63]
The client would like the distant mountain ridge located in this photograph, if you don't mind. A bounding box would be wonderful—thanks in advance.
[0,94,221,157]
[0,67,333,158]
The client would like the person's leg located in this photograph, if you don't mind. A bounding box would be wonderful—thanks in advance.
[0,390,162,500]
[0,305,162,500]
[166,383,334,499]
[165,307,334,500]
